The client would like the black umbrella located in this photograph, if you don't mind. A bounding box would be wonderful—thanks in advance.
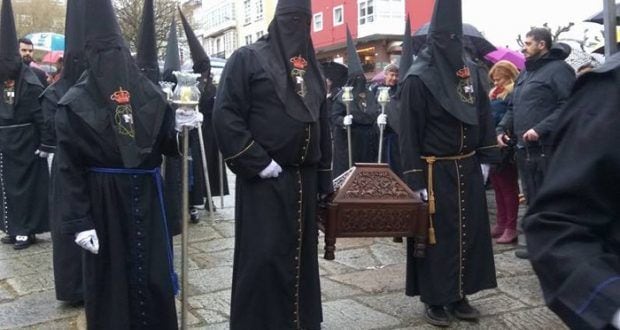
[412,22,496,59]
[320,61,348,90]
[586,3,620,25]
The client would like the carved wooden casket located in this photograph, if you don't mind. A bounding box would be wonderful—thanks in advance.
[317,163,429,260]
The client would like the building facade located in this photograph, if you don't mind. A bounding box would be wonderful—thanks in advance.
[186,0,435,72]
[188,0,278,60]
[311,0,434,77]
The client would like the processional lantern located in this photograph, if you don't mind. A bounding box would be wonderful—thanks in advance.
[170,71,201,330]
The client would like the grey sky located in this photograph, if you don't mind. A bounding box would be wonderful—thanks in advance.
[461,0,608,49]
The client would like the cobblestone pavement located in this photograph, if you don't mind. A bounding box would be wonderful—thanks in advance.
[0,174,567,329]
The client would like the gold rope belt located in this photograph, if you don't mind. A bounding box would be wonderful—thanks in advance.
[420,150,476,244]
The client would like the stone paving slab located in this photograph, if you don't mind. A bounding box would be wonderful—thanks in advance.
[0,282,15,302]
[497,274,546,307]
[192,237,235,254]
[188,289,231,325]
[210,220,235,238]
[355,291,425,325]
[0,292,81,329]
[370,241,408,266]
[188,266,233,294]
[327,247,380,270]
[6,272,55,296]
[322,299,401,329]
[191,248,234,269]
[318,256,358,276]
[16,317,78,330]
[320,277,365,301]
[0,258,32,281]
[0,186,571,329]
[471,294,528,316]
[328,263,407,294]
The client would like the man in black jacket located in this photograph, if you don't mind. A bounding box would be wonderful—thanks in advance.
[523,52,620,330]
[496,28,575,259]
[18,38,48,87]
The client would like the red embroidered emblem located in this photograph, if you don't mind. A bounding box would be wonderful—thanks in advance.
[110,87,131,105]
[456,67,470,79]
[290,55,308,70]
[3,80,15,89]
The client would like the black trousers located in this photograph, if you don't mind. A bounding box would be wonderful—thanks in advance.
[515,146,550,246]
[515,147,550,206]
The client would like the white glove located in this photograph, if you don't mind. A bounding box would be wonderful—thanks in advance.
[415,189,428,202]
[377,114,387,126]
[75,229,99,254]
[175,109,204,132]
[612,309,620,329]
[259,159,283,179]
[34,149,49,158]
[343,114,353,127]
[481,164,490,184]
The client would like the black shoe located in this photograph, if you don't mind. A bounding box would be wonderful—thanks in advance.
[514,247,529,259]
[189,208,200,224]
[1,235,15,244]
[424,305,451,327]
[449,298,480,321]
[13,235,35,250]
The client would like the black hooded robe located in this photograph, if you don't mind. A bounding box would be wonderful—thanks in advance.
[40,79,84,302]
[399,68,498,305]
[523,54,620,330]
[0,65,49,238]
[55,76,179,330]
[213,45,333,330]
[330,97,380,178]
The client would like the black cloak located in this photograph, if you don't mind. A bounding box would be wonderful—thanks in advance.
[213,0,333,328]
[398,0,499,305]
[54,0,179,327]
[0,0,49,240]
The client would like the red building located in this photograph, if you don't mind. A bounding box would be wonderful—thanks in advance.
[311,0,434,77]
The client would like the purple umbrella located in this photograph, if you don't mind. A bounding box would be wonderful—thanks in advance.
[484,47,525,70]
[371,71,384,84]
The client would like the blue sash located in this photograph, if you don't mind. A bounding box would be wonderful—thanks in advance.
[89,167,179,295]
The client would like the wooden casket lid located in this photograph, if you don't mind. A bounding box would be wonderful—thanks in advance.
[331,163,424,205]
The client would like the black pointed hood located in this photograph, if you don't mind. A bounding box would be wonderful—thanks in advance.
[405,0,478,125]
[247,0,324,123]
[399,14,413,81]
[163,15,181,81]
[61,0,87,85]
[136,0,159,83]
[67,0,167,168]
[344,25,373,109]
[179,8,210,74]
[345,25,364,78]
[275,0,310,16]
[0,0,21,81]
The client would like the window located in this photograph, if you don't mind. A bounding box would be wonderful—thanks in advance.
[313,12,323,32]
[359,0,375,25]
[256,31,264,40]
[243,0,251,25]
[245,34,253,45]
[333,6,344,26]
[255,0,264,21]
